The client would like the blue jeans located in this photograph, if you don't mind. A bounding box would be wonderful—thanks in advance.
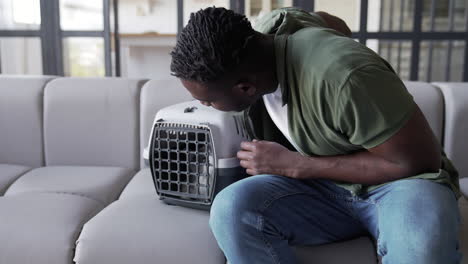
[209,175,461,264]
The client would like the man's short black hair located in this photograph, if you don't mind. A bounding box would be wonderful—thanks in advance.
[170,7,255,83]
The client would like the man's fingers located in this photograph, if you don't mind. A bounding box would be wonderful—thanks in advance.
[240,159,251,169]
[237,150,253,161]
[246,169,257,175]
[240,141,256,151]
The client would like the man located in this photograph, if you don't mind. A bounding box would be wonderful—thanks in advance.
[170,7,461,264]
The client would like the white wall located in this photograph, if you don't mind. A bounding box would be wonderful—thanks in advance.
[118,0,178,34]
[119,0,229,79]
[125,46,173,79]
[315,0,361,31]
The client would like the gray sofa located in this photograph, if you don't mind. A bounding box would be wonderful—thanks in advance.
[0,75,467,264]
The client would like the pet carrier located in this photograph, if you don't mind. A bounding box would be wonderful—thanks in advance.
[143,100,255,210]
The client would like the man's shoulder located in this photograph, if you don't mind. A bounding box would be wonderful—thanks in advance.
[254,8,327,34]
[288,31,387,88]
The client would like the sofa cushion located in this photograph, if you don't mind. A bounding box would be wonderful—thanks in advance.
[0,76,55,167]
[121,170,378,264]
[44,78,147,169]
[0,164,30,195]
[460,178,468,198]
[404,81,444,143]
[74,198,224,264]
[292,237,377,264]
[119,168,155,199]
[433,82,468,179]
[0,193,103,264]
[140,79,192,168]
[4,166,134,205]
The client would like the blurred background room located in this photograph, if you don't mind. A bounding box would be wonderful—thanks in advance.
[0,0,467,82]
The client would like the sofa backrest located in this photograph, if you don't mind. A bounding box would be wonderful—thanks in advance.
[433,82,468,178]
[2,76,465,178]
[404,81,445,144]
[0,75,55,167]
[139,80,449,170]
[139,79,192,168]
[44,78,147,170]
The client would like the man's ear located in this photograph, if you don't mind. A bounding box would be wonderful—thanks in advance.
[233,82,257,97]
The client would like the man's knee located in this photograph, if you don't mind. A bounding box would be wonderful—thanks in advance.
[377,179,461,263]
[378,227,461,264]
[379,179,458,219]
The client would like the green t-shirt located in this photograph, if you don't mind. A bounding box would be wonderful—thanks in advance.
[251,7,460,197]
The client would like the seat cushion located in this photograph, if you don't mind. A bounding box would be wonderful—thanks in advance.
[140,79,192,168]
[0,76,55,167]
[293,237,377,264]
[227,238,378,264]
[74,198,224,264]
[44,78,147,169]
[119,168,155,199]
[5,166,134,205]
[0,164,30,195]
[123,171,377,264]
[0,193,103,264]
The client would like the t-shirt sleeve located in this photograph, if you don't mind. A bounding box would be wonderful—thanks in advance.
[333,64,416,149]
[254,8,327,34]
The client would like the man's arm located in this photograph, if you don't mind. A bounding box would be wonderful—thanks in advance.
[238,106,441,185]
[315,11,352,37]
[293,106,441,184]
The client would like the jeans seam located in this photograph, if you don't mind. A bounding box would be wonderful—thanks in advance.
[257,191,307,264]
[260,191,351,212]
[256,191,315,264]
[374,201,387,258]
[255,191,353,264]
[260,191,306,211]
[257,213,282,264]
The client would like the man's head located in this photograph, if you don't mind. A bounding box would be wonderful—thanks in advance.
[170,7,277,112]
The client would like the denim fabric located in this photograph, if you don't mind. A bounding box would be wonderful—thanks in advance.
[209,175,461,264]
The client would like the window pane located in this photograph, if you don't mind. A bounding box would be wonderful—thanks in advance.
[368,0,414,32]
[63,38,105,77]
[117,0,177,34]
[315,0,360,32]
[184,0,230,25]
[367,39,412,80]
[419,40,465,82]
[246,0,292,24]
[60,0,103,30]
[0,0,41,30]
[422,0,467,32]
[0,37,42,74]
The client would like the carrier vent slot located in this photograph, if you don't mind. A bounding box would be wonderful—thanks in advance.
[233,116,248,138]
[232,116,240,135]
[240,117,248,139]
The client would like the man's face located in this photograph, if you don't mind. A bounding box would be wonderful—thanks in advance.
[181,79,253,112]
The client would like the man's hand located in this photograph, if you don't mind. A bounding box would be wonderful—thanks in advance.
[237,140,303,178]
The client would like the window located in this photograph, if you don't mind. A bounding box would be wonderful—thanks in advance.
[1,0,467,81]
[0,0,114,77]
